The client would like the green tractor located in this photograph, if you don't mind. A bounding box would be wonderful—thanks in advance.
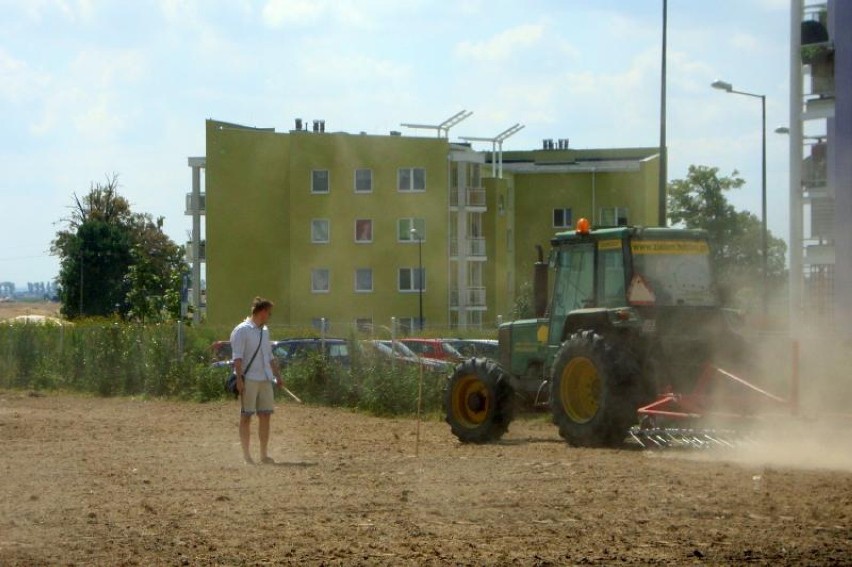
[444,220,752,447]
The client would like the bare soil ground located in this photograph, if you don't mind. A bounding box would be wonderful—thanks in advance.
[1,391,850,566]
[0,301,61,320]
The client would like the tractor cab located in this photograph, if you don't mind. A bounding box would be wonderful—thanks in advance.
[544,222,718,346]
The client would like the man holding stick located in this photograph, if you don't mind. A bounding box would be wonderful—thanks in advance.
[230,297,283,464]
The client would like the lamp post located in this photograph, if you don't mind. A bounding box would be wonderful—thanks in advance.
[711,79,767,318]
[410,228,424,331]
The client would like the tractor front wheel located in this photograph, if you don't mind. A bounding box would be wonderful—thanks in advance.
[444,358,514,443]
[551,330,637,447]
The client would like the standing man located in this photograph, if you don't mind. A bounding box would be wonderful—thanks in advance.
[230,297,282,464]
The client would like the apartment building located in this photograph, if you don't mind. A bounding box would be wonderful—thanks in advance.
[190,119,660,329]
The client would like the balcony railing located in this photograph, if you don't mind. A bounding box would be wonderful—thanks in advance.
[450,286,486,307]
[185,240,206,262]
[185,192,206,215]
[449,237,487,258]
[449,187,487,208]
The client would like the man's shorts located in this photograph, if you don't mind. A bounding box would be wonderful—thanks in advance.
[241,379,275,416]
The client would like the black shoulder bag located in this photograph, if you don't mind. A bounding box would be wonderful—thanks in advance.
[225,328,263,398]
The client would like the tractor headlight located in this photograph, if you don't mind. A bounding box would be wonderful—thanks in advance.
[607,307,641,327]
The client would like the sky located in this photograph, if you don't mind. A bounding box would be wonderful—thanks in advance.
[0,0,794,288]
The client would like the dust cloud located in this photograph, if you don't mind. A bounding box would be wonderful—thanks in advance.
[703,328,852,472]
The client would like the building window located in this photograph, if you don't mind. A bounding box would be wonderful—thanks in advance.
[355,268,373,292]
[311,268,330,293]
[311,219,330,243]
[354,168,372,193]
[396,317,422,334]
[311,318,330,332]
[553,208,573,229]
[398,218,426,242]
[398,167,426,192]
[312,169,329,193]
[398,267,425,292]
[355,219,373,243]
[600,207,629,227]
[355,318,373,332]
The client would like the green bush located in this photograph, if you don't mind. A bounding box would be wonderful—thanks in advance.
[0,320,453,417]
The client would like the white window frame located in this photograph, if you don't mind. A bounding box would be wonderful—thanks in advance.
[553,208,573,229]
[398,267,425,292]
[355,317,373,332]
[599,207,629,227]
[311,218,330,243]
[354,219,373,243]
[311,268,330,293]
[397,218,426,242]
[395,317,420,334]
[397,167,426,192]
[355,268,373,293]
[311,169,330,194]
[354,168,373,193]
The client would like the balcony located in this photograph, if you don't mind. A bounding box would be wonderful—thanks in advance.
[802,150,827,191]
[185,240,206,262]
[449,237,487,258]
[450,286,486,308]
[450,187,487,209]
[185,192,206,215]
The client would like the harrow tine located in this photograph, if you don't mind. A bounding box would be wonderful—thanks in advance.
[628,426,747,450]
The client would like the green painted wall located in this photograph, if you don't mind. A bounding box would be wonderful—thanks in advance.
[204,119,660,329]
[205,121,451,328]
[206,120,291,326]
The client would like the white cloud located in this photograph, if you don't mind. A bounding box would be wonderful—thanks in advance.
[296,48,410,84]
[0,49,50,103]
[455,23,545,62]
[261,0,383,29]
[262,0,325,27]
[730,32,763,53]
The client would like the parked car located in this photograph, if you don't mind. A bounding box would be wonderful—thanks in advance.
[399,338,464,363]
[441,338,499,360]
[210,340,232,362]
[359,340,451,374]
[272,338,351,369]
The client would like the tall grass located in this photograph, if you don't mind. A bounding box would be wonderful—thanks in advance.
[0,320,450,415]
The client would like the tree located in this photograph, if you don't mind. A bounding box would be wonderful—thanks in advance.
[667,165,787,308]
[52,175,187,321]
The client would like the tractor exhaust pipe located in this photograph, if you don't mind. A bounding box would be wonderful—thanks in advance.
[533,245,549,317]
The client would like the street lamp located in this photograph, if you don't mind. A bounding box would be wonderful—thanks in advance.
[711,79,768,319]
[410,228,424,331]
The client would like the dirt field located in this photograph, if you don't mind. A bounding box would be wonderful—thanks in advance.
[1,391,850,566]
[0,300,61,321]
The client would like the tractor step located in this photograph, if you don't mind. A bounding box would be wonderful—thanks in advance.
[628,426,747,449]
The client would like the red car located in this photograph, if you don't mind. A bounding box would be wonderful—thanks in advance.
[399,339,464,363]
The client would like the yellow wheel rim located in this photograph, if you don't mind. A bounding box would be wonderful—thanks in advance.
[451,374,490,427]
[560,357,600,423]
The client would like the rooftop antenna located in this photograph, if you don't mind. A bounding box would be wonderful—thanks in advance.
[401,110,473,139]
[459,123,525,178]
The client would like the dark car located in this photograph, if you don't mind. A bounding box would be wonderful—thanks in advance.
[441,338,499,359]
[272,338,351,368]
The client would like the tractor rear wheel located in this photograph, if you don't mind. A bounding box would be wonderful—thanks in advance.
[551,330,638,447]
[444,358,514,443]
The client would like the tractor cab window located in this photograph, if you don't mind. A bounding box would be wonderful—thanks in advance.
[549,243,594,343]
[630,239,717,306]
[597,240,626,307]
